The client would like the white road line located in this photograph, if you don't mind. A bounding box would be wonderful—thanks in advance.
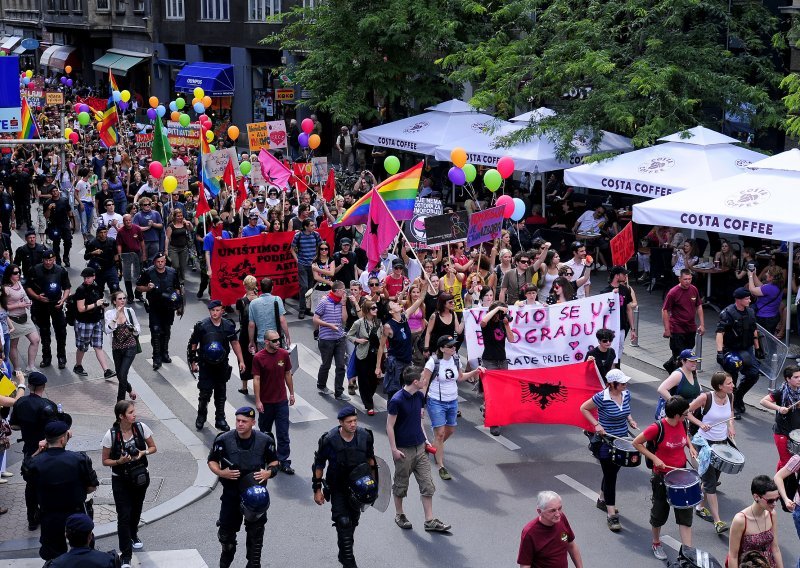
[626,366,661,384]
[475,425,520,450]
[661,535,681,551]
[138,333,151,345]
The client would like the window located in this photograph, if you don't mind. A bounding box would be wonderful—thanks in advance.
[134,0,145,12]
[72,0,82,12]
[248,0,280,20]
[200,0,229,21]
[303,0,315,7]
[165,0,183,19]
[47,0,56,11]
[59,0,68,10]
[97,0,109,10]
[115,0,125,12]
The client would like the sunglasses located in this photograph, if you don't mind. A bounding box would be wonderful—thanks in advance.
[10,271,20,275]
[760,497,779,505]
[369,306,378,311]
[600,338,613,343]
[564,271,574,276]
[518,260,530,265]
[267,338,282,344]
[369,282,380,287]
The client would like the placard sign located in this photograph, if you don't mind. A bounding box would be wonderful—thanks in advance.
[310,158,328,185]
[466,205,504,248]
[247,122,270,152]
[203,147,241,178]
[423,211,469,247]
[266,120,288,149]
[46,92,64,105]
[610,220,634,267]
[404,198,443,248]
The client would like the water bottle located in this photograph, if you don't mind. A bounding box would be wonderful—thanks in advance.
[769,353,778,392]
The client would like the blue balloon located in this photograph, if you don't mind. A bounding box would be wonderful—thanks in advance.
[112,90,121,102]
[169,101,177,112]
[156,105,166,118]
[193,102,205,114]
[21,77,29,86]
[511,198,526,222]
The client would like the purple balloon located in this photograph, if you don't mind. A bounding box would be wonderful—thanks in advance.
[298,132,309,148]
[79,104,89,113]
[66,79,73,87]
[147,108,157,120]
[60,76,67,85]
[118,101,128,111]
[448,166,466,186]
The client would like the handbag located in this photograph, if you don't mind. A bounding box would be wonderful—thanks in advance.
[125,461,149,487]
[125,308,142,354]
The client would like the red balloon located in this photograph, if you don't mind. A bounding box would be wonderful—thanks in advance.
[148,161,164,179]
[69,132,79,144]
[199,114,209,122]
[301,118,314,135]
[496,195,514,218]
[497,156,515,179]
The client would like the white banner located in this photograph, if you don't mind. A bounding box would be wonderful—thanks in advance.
[464,293,621,369]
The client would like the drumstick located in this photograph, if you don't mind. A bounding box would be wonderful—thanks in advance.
[705,416,735,428]
[601,432,633,441]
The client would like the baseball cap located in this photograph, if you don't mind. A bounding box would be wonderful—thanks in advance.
[437,335,458,348]
[610,266,630,277]
[679,349,701,362]
[733,287,751,299]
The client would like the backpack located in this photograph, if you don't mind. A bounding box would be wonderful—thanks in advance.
[687,392,734,436]
[64,294,78,326]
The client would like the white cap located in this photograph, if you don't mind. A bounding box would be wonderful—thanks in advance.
[606,369,631,384]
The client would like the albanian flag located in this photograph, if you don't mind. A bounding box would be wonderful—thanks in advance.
[482,362,603,429]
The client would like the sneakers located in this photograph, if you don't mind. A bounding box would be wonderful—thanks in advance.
[1,472,13,478]
[131,537,143,550]
[367,409,375,416]
[607,514,621,532]
[438,466,452,480]
[298,310,305,320]
[652,542,667,561]
[335,393,351,401]
[395,514,412,529]
[318,386,333,395]
[714,521,729,534]
[695,506,713,522]
[57,357,67,370]
[348,383,357,395]
[104,369,116,379]
[596,498,619,514]
[73,365,88,377]
[424,518,452,532]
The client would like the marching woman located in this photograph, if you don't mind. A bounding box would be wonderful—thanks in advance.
[346,299,383,415]
[423,293,464,359]
[104,290,141,402]
[686,371,735,534]
[760,365,800,503]
[728,475,785,568]
[579,368,638,532]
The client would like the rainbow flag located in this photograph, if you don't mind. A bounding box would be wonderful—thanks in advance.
[109,70,119,94]
[98,105,119,148]
[199,124,221,195]
[17,98,39,140]
[334,161,422,226]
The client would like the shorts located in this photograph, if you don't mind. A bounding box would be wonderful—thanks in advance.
[75,321,104,351]
[392,443,435,499]
[650,473,693,528]
[426,398,458,428]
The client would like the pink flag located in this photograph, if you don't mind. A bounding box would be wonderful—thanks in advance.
[362,189,400,270]
[258,149,291,190]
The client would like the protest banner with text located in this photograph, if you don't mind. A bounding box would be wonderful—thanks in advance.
[466,206,504,248]
[404,198,443,248]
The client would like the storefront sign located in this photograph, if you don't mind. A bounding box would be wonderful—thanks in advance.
[247,121,270,152]
[46,92,64,105]
[276,88,294,102]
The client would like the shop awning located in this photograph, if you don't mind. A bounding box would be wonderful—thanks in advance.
[12,46,25,55]
[156,58,186,68]
[40,45,80,71]
[1,37,21,51]
[175,62,235,97]
[92,49,150,75]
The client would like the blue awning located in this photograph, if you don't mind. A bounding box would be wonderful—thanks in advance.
[156,58,186,68]
[175,62,235,97]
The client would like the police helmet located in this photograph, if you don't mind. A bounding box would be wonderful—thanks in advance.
[204,341,226,363]
[240,484,270,522]
[45,281,62,302]
[723,352,743,372]
[349,474,378,507]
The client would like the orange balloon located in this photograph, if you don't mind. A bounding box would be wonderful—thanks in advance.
[64,65,72,74]
[192,98,200,106]
[148,96,158,109]
[308,134,321,150]
[450,147,467,168]
[202,96,212,108]
[170,111,180,122]
[227,125,240,140]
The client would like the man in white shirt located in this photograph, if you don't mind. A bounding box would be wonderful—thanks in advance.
[98,200,123,239]
[133,176,158,202]
[266,187,281,209]
[563,242,593,298]
[336,126,354,173]
[572,205,607,234]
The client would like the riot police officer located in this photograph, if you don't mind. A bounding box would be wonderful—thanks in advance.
[84,225,119,294]
[26,249,71,369]
[46,513,117,567]
[188,299,245,432]
[207,406,280,568]
[312,406,378,568]
[25,420,99,561]
[136,252,182,370]
[14,230,46,279]
[43,186,75,267]
[716,287,763,420]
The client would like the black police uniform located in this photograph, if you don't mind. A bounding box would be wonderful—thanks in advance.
[9,167,32,229]
[716,302,760,411]
[25,447,99,560]
[28,261,71,367]
[188,316,238,430]
[9,392,59,526]
[136,264,181,368]
[313,425,376,568]
[45,546,117,567]
[208,429,278,568]
[14,241,46,279]
[0,189,14,236]
[84,234,118,294]
[44,195,73,266]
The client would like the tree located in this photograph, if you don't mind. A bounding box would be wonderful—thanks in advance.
[442,0,784,156]
[264,0,486,124]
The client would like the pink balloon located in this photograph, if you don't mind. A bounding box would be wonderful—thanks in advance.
[497,156,515,179]
[496,195,514,218]
[148,161,164,179]
[69,132,79,144]
[301,118,314,135]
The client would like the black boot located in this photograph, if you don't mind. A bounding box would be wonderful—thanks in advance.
[214,388,229,431]
[336,526,357,568]
[151,336,162,370]
[244,522,265,568]
[125,281,134,303]
[196,390,210,431]
[218,528,236,568]
[161,330,172,364]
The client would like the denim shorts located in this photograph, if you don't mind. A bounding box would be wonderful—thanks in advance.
[426,398,458,428]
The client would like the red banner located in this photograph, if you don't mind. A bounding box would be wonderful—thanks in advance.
[210,232,299,305]
[482,362,602,428]
[610,221,634,267]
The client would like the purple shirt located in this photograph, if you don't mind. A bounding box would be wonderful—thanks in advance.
[314,296,344,341]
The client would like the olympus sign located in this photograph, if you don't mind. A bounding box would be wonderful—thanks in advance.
[186,78,204,85]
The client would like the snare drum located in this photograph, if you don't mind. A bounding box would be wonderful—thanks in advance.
[789,430,800,456]
[611,438,641,468]
[664,469,703,509]
[708,444,745,475]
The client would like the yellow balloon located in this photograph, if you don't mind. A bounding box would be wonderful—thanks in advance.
[64,128,72,137]
[193,87,204,100]
[206,130,214,142]
[163,176,178,194]
[25,70,32,79]
[120,90,131,102]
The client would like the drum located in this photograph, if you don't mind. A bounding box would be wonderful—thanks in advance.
[610,438,641,468]
[664,469,703,509]
[708,444,745,475]
[789,430,800,456]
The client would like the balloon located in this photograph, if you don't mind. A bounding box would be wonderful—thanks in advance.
[64,127,72,137]
[178,113,191,127]
[170,111,180,122]
[239,161,252,176]
[25,70,32,78]
[497,156,515,179]
[169,101,177,112]
[496,195,514,218]
[384,155,400,175]
[484,169,502,192]
[308,134,321,150]
[511,198,526,222]
[193,102,205,114]
[206,130,214,142]
[298,132,309,148]
[463,163,477,183]
[146,108,157,121]
[118,100,127,111]
[163,176,178,194]
[199,114,209,122]
[208,144,216,153]
[120,90,130,102]
[448,166,466,186]
[202,95,212,108]
[175,97,184,109]
[227,125,240,140]
[156,105,166,118]
[148,161,164,179]
[66,79,73,87]
[450,147,467,168]
[148,96,158,109]
[112,90,121,102]
[26,83,34,90]
[21,77,29,86]
[301,118,314,134]
[65,65,72,74]
[193,87,205,100]
[60,76,67,85]
[77,112,91,126]
[69,132,79,144]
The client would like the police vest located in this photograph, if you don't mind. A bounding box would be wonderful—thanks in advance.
[195,318,234,364]
[31,264,65,301]
[323,426,372,484]
[722,305,756,350]
[215,430,273,481]
[29,449,92,513]
[144,266,178,305]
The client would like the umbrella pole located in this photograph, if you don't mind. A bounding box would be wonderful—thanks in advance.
[787,242,794,343]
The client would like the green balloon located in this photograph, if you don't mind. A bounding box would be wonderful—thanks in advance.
[178,113,190,127]
[463,163,477,184]
[78,111,91,126]
[240,160,252,175]
[384,155,400,175]
[484,168,502,192]
[208,144,216,153]
[176,97,185,110]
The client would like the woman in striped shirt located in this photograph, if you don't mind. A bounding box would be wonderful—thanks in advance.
[580,368,638,533]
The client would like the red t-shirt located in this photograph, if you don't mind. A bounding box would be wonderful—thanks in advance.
[662,284,701,334]
[252,348,292,404]
[643,418,688,474]
[383,274,409,299]
[116,224,144,254]
[517,514,575,568]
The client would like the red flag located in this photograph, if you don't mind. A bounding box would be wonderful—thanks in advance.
[196,183,211,218]
[235,177,248,210]
[318,218,335,252]
[361,189,399,271]
[323,168,336,202]
[290,162,311,191]
[610,221,634,267]
[222,158,236,192]
[482,362,603,428]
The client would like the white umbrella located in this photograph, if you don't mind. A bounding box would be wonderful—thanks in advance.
[564,126,764,198]
[509,107,557,124]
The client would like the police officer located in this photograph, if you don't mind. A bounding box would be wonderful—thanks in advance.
[43,186,76,267]
[25,420,99,561]
[26,249,71,369]
[84,224,119,294]
[716,287,763,420]
[207,406,280,568]
[45,513,117,567]
[136,252,182,370]
[13,230,46,279]
[188,299,245,432]
[312,406,378,568]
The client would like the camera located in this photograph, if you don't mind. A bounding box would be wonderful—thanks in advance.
[746,261,756,272]
[122,439,138,457]
[102,300,110,307]
[503,313,514,323]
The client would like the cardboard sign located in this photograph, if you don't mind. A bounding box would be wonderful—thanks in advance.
[424,211,469,247]
[249,159,267,187]
[203,147,241,178]
[247,122,270,152]
[152,165,189,193]
[165,121,201,148]
[404,198,442,248]
[266,120,288,149]
[610,221,634,267]
[466,206,504,248]
[46,92,64,105]
[310,157,328,185]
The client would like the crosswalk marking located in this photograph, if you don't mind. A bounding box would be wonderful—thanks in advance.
[475,425,521,450]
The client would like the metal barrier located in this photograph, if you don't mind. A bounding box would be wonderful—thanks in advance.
[630,307,639,347]
[695,331,703,372]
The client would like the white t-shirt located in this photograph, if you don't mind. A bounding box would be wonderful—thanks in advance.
[424,355,460,402]
[101,422,153,476]
[75,179,92,203]
[100,212,124,239]
[564,258,590,299]
[575,211,604,233]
